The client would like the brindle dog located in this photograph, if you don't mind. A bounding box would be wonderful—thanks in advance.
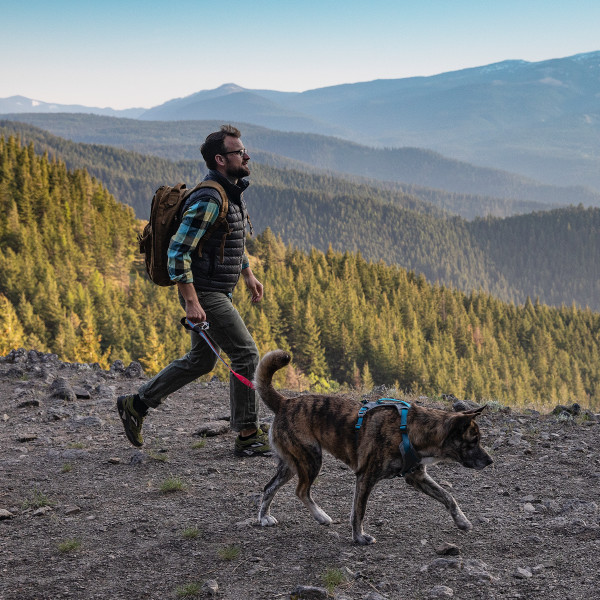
[255,350,493,544]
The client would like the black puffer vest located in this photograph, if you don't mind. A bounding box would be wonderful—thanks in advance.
[182,170,250,294]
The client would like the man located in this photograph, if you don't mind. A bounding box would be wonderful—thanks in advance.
[117,125,270,457]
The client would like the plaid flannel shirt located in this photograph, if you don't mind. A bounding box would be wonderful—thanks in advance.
[167,195,249,284]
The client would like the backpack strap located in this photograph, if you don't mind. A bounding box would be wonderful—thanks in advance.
[184,181,229,261]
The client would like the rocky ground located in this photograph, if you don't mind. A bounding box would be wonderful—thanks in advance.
[1,349,599,600]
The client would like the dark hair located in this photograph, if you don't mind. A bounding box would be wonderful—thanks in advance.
[200,124,242,169]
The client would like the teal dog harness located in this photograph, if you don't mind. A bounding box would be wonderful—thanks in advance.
[355,398,420,476]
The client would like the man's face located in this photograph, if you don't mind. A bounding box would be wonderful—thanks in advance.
[220,136,250,180]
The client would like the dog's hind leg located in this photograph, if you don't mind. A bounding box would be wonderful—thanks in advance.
[405,467,472,531]
[294,447,332,526]
[351,472,378,545]
[259,460,294,526]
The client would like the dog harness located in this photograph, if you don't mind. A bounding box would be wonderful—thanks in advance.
[355,398,420,476]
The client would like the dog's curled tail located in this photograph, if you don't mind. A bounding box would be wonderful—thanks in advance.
[254,350,291,413]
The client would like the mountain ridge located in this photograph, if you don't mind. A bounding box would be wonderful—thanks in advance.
[3,50,599,191]
[3,114,598,211]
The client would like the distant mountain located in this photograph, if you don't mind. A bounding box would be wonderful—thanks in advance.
[133,52,600,192]
[4,114,598,213]
[138,84,347,137]
[3,51,599,191]
[0,95,145,119]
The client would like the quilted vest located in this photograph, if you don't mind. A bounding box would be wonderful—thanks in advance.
[183,171,250,294]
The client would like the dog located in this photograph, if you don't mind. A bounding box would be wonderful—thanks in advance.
[254,350,493,545]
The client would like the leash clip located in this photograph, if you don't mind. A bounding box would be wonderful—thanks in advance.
[182,317,209,333]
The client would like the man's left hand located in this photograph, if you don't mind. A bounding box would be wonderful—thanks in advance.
[242,268,264,303]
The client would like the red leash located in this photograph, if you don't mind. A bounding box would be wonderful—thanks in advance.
[181,318,255,389]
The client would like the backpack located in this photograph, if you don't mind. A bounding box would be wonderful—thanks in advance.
[138,180,228,286]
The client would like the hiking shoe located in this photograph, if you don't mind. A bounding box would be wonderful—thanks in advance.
[117,394,145,447]
[234,428,272,457]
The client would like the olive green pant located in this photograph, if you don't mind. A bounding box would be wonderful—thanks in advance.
[138,291,260,432]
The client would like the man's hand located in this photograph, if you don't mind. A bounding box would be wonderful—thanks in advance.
[177,282,206,323]
[242,268,264,303]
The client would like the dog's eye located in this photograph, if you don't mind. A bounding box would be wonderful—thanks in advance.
[465,437,478,448]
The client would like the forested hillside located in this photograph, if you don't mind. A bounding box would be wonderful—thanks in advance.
[4,113,598,210]
[0,119,548,220]
[1,137,599,409]
[2,126,599,311]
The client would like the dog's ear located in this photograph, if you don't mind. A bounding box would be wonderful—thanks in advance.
[447,407,484,435]
[460,405,486,418]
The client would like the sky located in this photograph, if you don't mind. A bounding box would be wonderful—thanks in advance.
[2,0,599,110]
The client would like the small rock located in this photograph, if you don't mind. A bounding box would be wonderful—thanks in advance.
[462,559,498,582]
[365,593,387,600]
[94,384,115,397]
[429,586,454,598]
[559,498,598,516]
[425,558,462,571]
[523,503,536,513]
[342,566,358,579]
[0,509,15,520]
[109,360,125,374]
[291,585,329,599]
[235,518,255,528]
[33,506,53,516]
[129,451,147,465]
[17,399,41,408]
[531,564,545,574]
[194,422,229,437]
[435,542,461,556]
[64,506,81,515]
[17,433,38,443]
[73,387,91,399]
[71,415,104,428]
[202,579,218,596]
[47,407,73,421]
[124,361,144,378]
[513,567,533,579]
[108,457,121,464]
[452,399,481,411]
[49,377,77,401]
[60,449,90,460]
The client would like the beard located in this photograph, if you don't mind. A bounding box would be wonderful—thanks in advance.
[225,161,250,180]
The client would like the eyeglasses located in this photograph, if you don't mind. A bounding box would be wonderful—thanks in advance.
[220,148,247,157]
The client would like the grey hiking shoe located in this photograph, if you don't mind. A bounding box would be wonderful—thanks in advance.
[117,394,145,447]
[234,428,272,457]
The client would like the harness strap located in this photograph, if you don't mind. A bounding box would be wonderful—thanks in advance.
[355,398,420,477]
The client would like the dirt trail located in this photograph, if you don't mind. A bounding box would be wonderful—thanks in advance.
[1,350,599,599]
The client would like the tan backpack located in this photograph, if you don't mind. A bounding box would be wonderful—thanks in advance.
[138,180,228,286]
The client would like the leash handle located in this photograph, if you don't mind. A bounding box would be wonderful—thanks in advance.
[179,318,255,389]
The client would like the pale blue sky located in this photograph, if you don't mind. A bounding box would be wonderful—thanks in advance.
[2,0,599,109]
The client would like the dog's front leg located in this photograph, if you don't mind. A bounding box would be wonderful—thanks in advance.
[405,467,472,531]
[351,472,378,545]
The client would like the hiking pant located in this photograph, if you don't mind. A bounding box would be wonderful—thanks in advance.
[138,291,260,432]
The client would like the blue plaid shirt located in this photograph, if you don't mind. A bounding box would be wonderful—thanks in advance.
[167,196,249,284]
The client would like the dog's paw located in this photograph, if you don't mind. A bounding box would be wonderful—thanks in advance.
[311,507,333,526]
[353,533,377,545]
[455,516,473,531]
[259,515,278,527]
[316,514,333,527]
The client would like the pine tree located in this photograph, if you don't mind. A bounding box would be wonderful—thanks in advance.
[0,294,25,354]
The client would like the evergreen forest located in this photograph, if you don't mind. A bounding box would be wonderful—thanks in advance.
[1,122,599,312]
[1,136,599,410]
